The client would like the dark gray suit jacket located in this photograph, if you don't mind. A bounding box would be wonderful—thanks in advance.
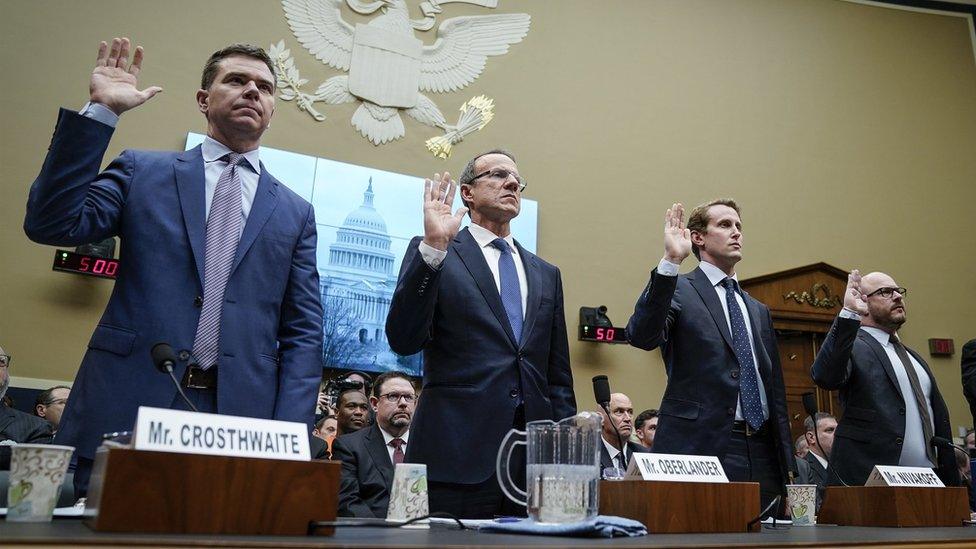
[1,406,54,470]
[811,317,958,487]
[795,452,828,510]
[332,423,397,518]
[599,439,649,477]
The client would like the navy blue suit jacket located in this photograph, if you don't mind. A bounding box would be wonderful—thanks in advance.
[24,109,323,459]
[386,229,576,484]
[811,317,958,487]
[627,267,795,479]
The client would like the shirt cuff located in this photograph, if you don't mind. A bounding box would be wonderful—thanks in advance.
[839,307,862,321]
[656,258,680,277]
[418,241,447,270]
[79,102,119,128]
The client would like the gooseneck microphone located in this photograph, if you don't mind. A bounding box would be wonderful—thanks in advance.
[151,343,198,413]
[931,436,968,458]
[801,391,848,487]
[592,375,627,469]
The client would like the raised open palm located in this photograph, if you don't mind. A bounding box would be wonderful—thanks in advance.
[844,269,869,316]
[664,202,692,263]
[89,37,162,115]
[422,172,468,251]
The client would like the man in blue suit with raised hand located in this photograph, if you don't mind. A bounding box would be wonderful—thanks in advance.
[386,150,576,519]
[24,38,323,495]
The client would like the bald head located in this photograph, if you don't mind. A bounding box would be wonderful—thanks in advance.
[599,393,634,446]
[859,271,907,333]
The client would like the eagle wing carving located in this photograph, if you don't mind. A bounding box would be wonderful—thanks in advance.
[282,0,355,71]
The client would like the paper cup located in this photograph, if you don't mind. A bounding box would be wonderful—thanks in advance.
[6,444,75,522]
[385,463,429,523]
[786,484,817,526]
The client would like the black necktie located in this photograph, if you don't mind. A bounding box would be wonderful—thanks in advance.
[889,335,936,465]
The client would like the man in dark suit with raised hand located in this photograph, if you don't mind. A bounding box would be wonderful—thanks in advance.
[627,200,795,510]
[333,372,417,518]
[24,38,323,494]
[811,270,958,486]
[386,150,576,518]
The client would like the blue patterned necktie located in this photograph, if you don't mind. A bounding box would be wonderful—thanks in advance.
[491,238,523,343]
[192,153,244,370]
[722,278,764,430]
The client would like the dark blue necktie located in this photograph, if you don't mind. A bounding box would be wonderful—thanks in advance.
[722,278,764,430]
[491,238,523,343]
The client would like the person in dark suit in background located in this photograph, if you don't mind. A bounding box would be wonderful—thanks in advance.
[796,412,835,511]
[811,270,958,487]
[386,150,576,519]
[598,393,648,477]
[0,348,54,470]
[961,339,976,435]
[333,372,417,518]
[627,200,795,511]
[23,38,323,494]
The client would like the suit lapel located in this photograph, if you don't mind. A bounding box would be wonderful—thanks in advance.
[515,241,541,349]
[453,229,518,348]
[174,146,207,287]
[231,165,278,274]
[689,268,735,353]
[858,330,905,400]
[365,425,394,487]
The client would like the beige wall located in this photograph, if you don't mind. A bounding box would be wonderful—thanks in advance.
[2,1,975,430]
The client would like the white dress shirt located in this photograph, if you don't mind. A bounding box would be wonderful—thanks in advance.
[860,326,935,467]
[810,449,828,470]
[657,258,769,421]
[602,436,630,469]
[419,223,528,318]
[379,428,410,464]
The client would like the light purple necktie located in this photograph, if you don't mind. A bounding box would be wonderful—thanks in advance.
[191,153,244,370]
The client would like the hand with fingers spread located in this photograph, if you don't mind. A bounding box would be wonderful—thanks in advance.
[663,202,692,265]
[844,269,869,316]
[422,172,468,251]
[90,37,163,115]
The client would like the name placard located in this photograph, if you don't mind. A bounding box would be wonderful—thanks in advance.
[133,407,310,461]
[865,465,945,487]
[626,452,729,483]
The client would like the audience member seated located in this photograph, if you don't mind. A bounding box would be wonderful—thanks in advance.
[794,434,809,459]
[598,393,648,477]
[966,429,975,455]
[634,408,659,450]
[312,414,338,459]
[332,372,417,518]
[796,412,836,511]
[34,385,71,434]
[1,347,54,469]
[335,388,369,436]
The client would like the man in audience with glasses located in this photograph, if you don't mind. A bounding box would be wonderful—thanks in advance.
[812,270,959,486]
[34,386,71,434]
[386,150,576,518]
[1,348,54,470]
[332,372,417,518]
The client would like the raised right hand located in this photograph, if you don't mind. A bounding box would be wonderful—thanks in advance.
[89,37,163,115]
[844,269,869,316]
[422,172,468,251]
[663,202,692,264]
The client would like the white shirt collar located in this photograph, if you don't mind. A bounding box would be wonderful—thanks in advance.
[810,450,828,469]
[601,435,624,460]
[380,426,409,446]
[468,222,517,253]
[201,136,261,175]
[861,326,898,347]
[698,260,737,288]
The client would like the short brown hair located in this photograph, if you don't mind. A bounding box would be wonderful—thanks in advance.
[371,371,417,398]
[687,198,740,260]
[458,149,517,209]
[201,44,276,90]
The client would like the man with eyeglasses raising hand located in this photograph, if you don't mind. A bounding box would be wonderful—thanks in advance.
[387,150,576,518]
[812,270,959,487]
[332,372,418,518]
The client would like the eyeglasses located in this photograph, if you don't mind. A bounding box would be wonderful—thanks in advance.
[471,168,527,192]
[0,354,10,368]
[44,398,68,407]
[866,287,908,299]
[379,392,417,404]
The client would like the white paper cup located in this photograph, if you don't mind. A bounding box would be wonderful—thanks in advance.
[386,463,429,523]
[786,484,817,526]
[6,444,75,522]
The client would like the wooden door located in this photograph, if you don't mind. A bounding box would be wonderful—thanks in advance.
[776,329,842,442]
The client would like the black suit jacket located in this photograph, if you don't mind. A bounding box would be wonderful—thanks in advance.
[387,229,576,484]
[331,423,397,518]
[599,439,649,475]
[961,339,976,431]
[811,317,959,487]
[796,452,828,510]
[1,406,54,470]
[627,267,795,479]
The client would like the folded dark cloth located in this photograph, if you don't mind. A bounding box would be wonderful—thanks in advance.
[479,515,647,538]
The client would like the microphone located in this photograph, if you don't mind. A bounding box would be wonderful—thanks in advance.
[150,342,198,413]
[801,391,848,487]
[592,375,627,470]
[931,436,968,457]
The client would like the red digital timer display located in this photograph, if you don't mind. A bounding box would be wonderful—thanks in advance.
[52,250,119,279]
[579,325,629,344]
